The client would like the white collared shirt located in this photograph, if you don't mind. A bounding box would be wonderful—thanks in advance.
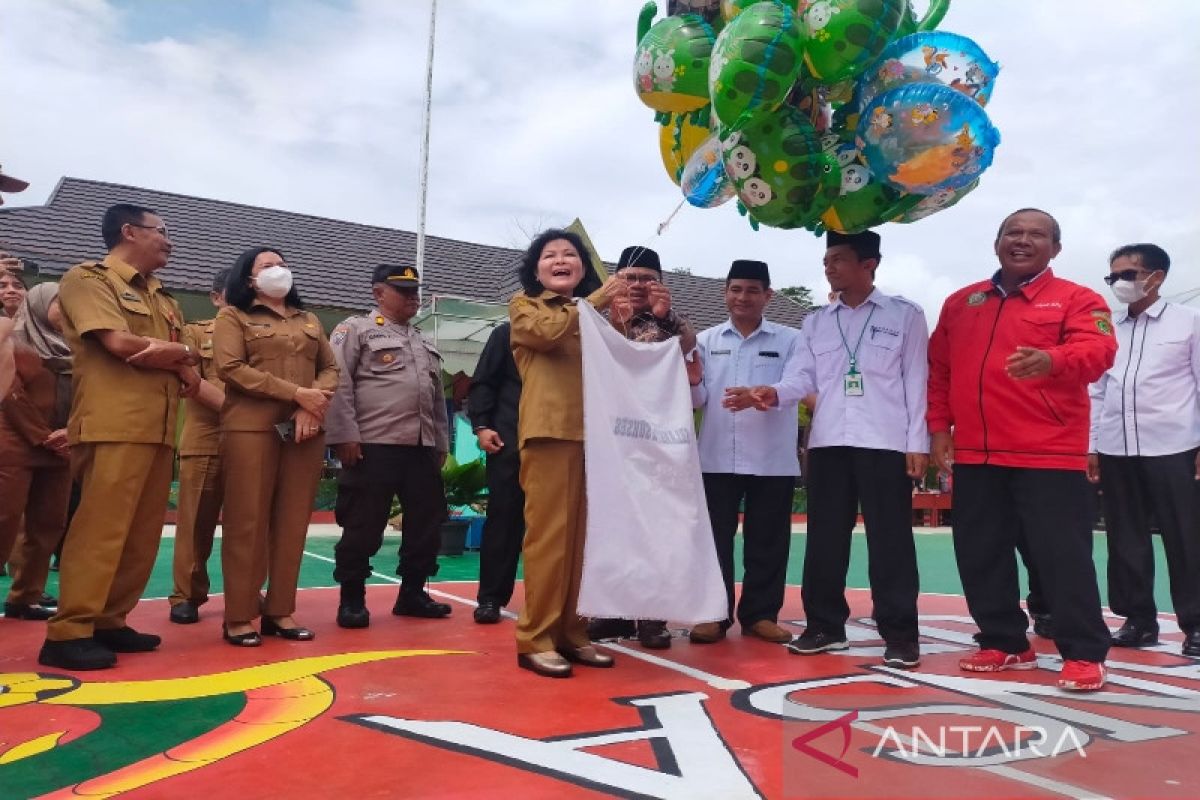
[692,317,801,476]
[1089,299,1200,456]
[774,289,929,453]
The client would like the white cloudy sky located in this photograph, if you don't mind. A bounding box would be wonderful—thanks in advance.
[2,0,1197,317]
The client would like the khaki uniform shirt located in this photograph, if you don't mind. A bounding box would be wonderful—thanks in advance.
[178,319,224,456]
[0,363,59,468]
[213,305,339,432]
[509,288,611,446]
[325,310,449,451]
[58,255,184,445]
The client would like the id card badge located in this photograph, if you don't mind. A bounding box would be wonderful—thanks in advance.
[844,370,864,397]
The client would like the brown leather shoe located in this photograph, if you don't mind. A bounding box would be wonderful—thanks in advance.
[688,622,726,644]
[745,620,792,643]
[517,651,573,678]
[559,645,614,668]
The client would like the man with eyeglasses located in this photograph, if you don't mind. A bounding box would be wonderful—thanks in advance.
[587,246,695,649]
[927,208,1117,691]
[1089,243,1200,658]
[39,203,200,671]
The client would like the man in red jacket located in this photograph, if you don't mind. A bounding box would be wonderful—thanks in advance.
[928,208,1116,692]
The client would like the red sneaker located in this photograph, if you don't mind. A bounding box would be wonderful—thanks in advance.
[959,647,1037,672]
[1058,660,1106,692]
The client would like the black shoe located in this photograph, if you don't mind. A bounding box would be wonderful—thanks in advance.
[261,617,315,641]
[1031,613,1055,639]
[337,603,370,628]
[39,593,58,608]
[474,601,502,624]
[787,629,849,655]
[637,620,672,649]
[588,618,636,641]
[223,625,263,647]
[169,601,200,625]
[4,602,54,621]
[38,637,116,670]
[1182,630,1200,658]
[1111,620,1159,648]
[882,641,921,669]
[393,589,452,618]
[93,626,161,653]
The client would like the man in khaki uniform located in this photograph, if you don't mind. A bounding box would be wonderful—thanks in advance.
[168,268,229,624]
[325,264,451,628]
[39,203,199,671]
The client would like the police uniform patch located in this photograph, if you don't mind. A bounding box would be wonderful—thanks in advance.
[331,324,349,345]
[1096,318,1113,335]
[967,291,987,306]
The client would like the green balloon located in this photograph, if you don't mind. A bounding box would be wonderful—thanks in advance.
[814,127,920,232]
[721,107,841,229]
[896,0,951,36]
[635,11,716,117]
[800,0,906,84]
[709,0,806,128]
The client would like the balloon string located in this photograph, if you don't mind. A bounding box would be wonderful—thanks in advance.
[655,198,687,236]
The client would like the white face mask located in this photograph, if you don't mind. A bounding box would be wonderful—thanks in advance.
[255,265,293,299]
[1110,278,1148,305]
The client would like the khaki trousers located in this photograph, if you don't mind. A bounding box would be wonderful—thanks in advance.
[515,439,589,655]
[220,431,324,623]
[169,453,223,607]
[47,443,173,640]
[0,462,71,606]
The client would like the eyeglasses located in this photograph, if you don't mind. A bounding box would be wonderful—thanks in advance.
[622,274,659,285]
[1103,269,1149,285]
[127,223,170,237]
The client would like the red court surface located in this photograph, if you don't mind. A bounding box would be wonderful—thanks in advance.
[2,584,1198,799]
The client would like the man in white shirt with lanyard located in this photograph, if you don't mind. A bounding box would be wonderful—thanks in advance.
[726,230,928,668]
[1088,242,1200,657]
[687,259,800,646]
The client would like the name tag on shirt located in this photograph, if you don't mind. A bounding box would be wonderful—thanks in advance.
[710,349,731,356]
[758,351,780,358]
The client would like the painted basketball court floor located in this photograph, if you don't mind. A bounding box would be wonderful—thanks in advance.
[1,530,1197,799]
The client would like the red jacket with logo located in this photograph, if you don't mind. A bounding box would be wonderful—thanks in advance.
[927,269,1116,471]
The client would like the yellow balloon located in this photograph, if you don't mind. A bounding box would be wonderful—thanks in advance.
[658,111,712,185]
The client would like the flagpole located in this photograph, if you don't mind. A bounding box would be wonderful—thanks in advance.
[415,0,437,282]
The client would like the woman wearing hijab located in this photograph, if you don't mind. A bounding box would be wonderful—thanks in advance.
[0,283,73,619]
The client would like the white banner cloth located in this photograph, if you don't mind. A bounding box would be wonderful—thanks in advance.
[575,302,726,624]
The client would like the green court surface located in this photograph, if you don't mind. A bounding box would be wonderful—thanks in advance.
[9,530,1177,614]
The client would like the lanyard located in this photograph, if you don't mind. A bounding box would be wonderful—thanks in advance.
[835,303,876,374]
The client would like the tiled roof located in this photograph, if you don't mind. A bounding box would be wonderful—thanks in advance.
[0,177,809,329]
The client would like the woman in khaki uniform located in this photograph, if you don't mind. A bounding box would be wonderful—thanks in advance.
[0,284,72,620]
[509,229,624,678]
[214,247,338,646]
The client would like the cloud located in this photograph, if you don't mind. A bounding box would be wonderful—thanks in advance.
[1,0,1197,320]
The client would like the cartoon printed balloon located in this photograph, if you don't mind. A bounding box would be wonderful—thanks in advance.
[893,177,980,223]
[659,112,712,184]
[801,0,907,85]
[815,130,921,233]
[681,134,738,207]
[856,32,999,112]
[635,2,717,122]
[721,107,841,229]
[857,82,1000,194]
[708,0,805,128]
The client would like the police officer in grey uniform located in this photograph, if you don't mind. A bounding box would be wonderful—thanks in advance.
[325,264,451,627]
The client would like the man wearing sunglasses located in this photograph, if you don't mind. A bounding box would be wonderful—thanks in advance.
[1089,243,1200,657]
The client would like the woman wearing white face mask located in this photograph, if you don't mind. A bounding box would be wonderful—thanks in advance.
[212,247,339,646]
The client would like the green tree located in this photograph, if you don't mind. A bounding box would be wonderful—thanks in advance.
[779,285,815,310]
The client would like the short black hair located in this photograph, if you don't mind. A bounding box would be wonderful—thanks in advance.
[996,208,1061,244]
[211,268,231,294]
[224,247,305,311]
[517,228,603,298]
[101,203,157,250]
[1109,243,1170,274]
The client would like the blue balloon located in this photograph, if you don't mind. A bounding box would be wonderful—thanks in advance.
[681,134,737,208]
[857,83,1000,195]
[856,31,1000,113]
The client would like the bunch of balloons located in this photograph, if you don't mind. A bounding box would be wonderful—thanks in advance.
[633,0,1000,234]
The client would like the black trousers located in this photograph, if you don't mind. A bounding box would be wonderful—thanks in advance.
[477,449,525,606]
[1100,449,1200,633]
[952,464,1109,662]
[803,447,919,644]
[333,444,446,585]
[702,472,795,628]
